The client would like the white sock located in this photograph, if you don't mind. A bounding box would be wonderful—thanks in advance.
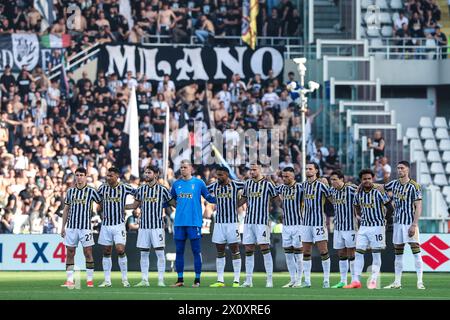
[303,258,312,284]
[371,252,382,281]
[118,255,128,281]
[86,268,94,282]
[140,251,150,282]
[263,251,273,281]
[339,258,349,283]
[66,265,74,282]
[295,253,303,283]
[322,257,331,283]
[245,253,254,283]
[349,257,356,282]
[355,252,365,282]
[155,250,166,282]
[216,256,226,283]
[232,253,241,283]
[414,253,423,283]
[285,253,297,282]
[102,256,112,283]
[394,254,403,284]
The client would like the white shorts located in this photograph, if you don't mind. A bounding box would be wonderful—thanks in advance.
[98,224,127,246]
[64,228,94,248]
[282,225,303,248]
[356,226,386,250]
[300,225,328,243]
[137,228,165,249]
[393,223,420,245]
[243,224,271,245]
[212,223,240,244]
[333,230,357,249]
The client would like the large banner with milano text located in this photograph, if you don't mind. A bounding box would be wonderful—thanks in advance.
[97,45,284,86]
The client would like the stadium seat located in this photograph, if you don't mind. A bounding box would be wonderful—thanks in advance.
[409,139,423,150]
[360,26,366,38]
[419,161,430,174]
[439,139,450,151]
[361,0,374,9]
[434,117,448,129]
[433,174,448,186]
[405,127,420,139]
[443,151,450,162]
[391,12,399,23]
[419,173,433,185]
[390,0,403,9]
[427,150,441,162]
[442,186,450,198]
[379,13,391,24]
[435,128,449,140]
[381,26,393,37]
[366,28,381,37]
[419,117,433,128]
[375,0,389,9]
[424,139,438,151]
[430,162,445,174]
[445,163,450,175]
[412,150,426,162]
[420,128,435,140]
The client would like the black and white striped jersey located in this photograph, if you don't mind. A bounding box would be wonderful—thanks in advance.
[135,183,172,229]
[242,178,278,225]
[207,180,244,223]
[64,185,101,230]
[300,179,331,226]
[276,183,303,226]
[384,179,422,225]
[98,182,136,226]
[329,184,357,231]
[353,187,391,227]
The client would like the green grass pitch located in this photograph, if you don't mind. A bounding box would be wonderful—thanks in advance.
[0,272,449,300]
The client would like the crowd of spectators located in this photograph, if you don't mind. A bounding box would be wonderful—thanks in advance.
[0,60,342,235]
[393,0,448,58]
[0,0,301,46]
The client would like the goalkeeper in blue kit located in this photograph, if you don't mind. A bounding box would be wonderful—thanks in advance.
[170,160,216,287]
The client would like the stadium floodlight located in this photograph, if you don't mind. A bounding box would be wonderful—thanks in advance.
[288,57,320,181]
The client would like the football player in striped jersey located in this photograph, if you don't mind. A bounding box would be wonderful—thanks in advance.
[277,167,304,288]
[97,167,136,288]
[238,163,280,288]
[126,165,175,287]
[344,169,394,289]
[207,166,244,288]
[382,161,425,290]
[327,171,358,288]
[61,167,101,288]
[300,162,332,288]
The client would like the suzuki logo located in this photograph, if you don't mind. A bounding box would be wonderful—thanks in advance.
[421,236,450,270]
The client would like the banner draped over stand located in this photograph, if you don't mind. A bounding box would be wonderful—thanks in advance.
[97,45,285,85]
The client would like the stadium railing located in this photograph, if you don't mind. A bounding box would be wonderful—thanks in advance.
[140,34,304,47]
[47,42,101,80]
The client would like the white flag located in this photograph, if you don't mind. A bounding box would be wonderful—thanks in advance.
[123,86,140,177]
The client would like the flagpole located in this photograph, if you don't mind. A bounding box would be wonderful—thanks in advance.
[163,103,170,182]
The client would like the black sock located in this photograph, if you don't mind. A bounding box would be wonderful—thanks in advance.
[177,277,184,283]
[194,278,200,284]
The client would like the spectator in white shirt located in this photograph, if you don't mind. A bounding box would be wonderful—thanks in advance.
[394,10,409,31]
[229,74,246,103]
[261,85,279,109]
[245,96,262,123]
[279,155,294,170]
[157,74,176,93]
[217,82,231,112]
[47,81,60,108]
[123,70,138,89]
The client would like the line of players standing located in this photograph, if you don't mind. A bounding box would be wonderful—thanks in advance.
[60,160,425,290]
